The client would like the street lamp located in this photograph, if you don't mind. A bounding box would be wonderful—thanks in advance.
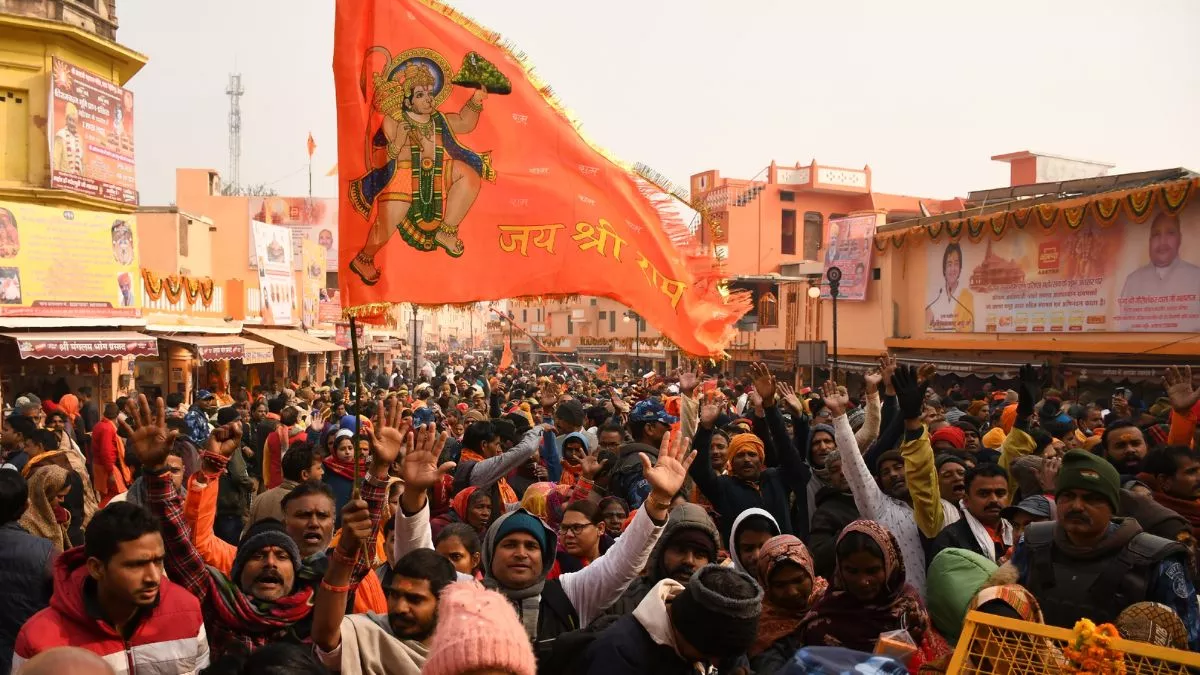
[623,310,641,374]
[826,267,842,382]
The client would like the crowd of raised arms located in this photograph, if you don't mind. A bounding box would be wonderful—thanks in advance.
[0,357,1198,674]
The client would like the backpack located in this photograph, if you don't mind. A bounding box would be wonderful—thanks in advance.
[535,580,617,675]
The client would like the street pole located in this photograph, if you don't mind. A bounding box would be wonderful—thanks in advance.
[411,303,419,382]
[635,315,641,374]
[827,266,842,383]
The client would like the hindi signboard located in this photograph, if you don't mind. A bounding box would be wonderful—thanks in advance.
[248,197,338,272]
[47,58,137,205]
[0,202,139,318]
[925,203,1200,333]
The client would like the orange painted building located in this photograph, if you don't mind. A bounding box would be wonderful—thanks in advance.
[690,160,962,373]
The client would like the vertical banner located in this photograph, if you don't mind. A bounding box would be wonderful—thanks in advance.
[925,200,1200,333]
[821,213,877,301]
[0,202,139,317]
[301,239,324,329]
[251,220,296,325]
[248,197,338,272]
[48,58,138,205]
[333,0,746,357]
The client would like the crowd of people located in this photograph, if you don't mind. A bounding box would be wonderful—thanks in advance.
[0,356,1198,674]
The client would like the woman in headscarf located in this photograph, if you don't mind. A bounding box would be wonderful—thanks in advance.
[797,520,949,668]
[430,485,493,540]
[748,535,828,674]
[53,394,83,454]
[20,465,72,551]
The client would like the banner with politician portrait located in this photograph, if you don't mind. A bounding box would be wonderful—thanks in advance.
[47,58,137,205]
[925,199,1200,333]
[821,214,877,301]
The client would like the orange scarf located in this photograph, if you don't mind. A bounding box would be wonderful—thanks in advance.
[460,449,518,506]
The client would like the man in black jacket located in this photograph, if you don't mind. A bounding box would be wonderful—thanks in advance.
[930,463,1013,564]
[690,363,810,546]
[808,452,859,579]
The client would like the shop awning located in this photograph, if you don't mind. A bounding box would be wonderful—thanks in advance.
[244,328,346,354]
[0,331,158,359]
[237,337,276,365]
[161,335,247,361]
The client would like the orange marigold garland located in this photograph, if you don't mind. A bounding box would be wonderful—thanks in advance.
[1062,619,1125,675]
[163,275,184,304]
[143,269,163,300]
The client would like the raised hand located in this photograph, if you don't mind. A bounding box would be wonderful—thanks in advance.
[892,365,926,421]
[748,389,764,411]
[371,398,412,468]
[640,430,697,509]
[1037,457,1062,493]
[206,421,243,459]
[777,382,803,414]
[864,368,883,396]
[750,362,777,406]
[879,353,898,396]
[820,380,849,418]
[682,372,701,399]
[128,395,178,470]
[917,363,937,385]
[336,499,373,555]
[1017,364,1041,418]
[700,398,721,428]
[1165,366,1200,414]
[398,424,453,495]
[579,452,610,480]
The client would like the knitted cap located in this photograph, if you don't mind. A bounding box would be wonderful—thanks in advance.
[231,518,301,590]
[1056,450,1121,512]
[930,425,966,450]
[671,565,762,659]
[493,510,548,558]
[423,583,536,675]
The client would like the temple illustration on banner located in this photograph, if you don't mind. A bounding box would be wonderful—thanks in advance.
[969,239,1026,293]
[347,47,511,286]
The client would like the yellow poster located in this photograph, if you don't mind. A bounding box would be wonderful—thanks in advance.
[301,239,324,329]
[0,202,140,318]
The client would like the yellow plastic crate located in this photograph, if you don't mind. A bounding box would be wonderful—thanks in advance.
[947,611,1200,674]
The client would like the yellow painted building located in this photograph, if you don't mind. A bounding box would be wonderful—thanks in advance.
[0,1,146,212]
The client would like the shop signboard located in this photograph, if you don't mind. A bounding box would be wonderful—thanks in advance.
[821,214,877,301]
[925,202,1200,333]
[47,58,138,205]
[9,335,157,359]
[251,220,297,325]
[319,289,342,324]
[301,239,324,329]
[247,197,337,272]
[0,202,140,318]
[195,343,244,361]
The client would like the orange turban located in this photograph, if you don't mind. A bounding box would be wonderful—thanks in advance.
[982,427,1006,449]
[1000,403,1018,434]
[726,433,765,471]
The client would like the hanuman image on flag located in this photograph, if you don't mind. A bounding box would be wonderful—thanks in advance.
[348,47,510,285]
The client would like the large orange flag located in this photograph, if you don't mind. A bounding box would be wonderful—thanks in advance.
[334,0,747,356]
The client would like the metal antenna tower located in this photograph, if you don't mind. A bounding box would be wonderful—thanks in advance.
[226,73,244,190]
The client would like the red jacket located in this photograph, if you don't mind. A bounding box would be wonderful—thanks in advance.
[13,546,209,674]
[90,418,130,505]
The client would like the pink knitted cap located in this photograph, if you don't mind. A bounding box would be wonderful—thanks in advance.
[422,582,536,675]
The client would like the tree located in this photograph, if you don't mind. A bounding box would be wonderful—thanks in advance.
[220,183,278,197]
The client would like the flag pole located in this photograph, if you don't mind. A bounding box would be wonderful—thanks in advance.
[349,314,364,499]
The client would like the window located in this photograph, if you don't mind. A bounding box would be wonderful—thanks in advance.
[522,309,527,322]
[639,317,647,332]
[780,191,795,202]
[758,292,778,328]
[599,310,606,320]
[803,212,823,260]
[590,298,597,306]
[1,90,29,182]
[609,312,616,332]
[781,209,796,255]
[567,316,574,334]
[179,218,190,256]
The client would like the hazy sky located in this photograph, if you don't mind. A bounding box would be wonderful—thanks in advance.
[120,0,1200,206]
